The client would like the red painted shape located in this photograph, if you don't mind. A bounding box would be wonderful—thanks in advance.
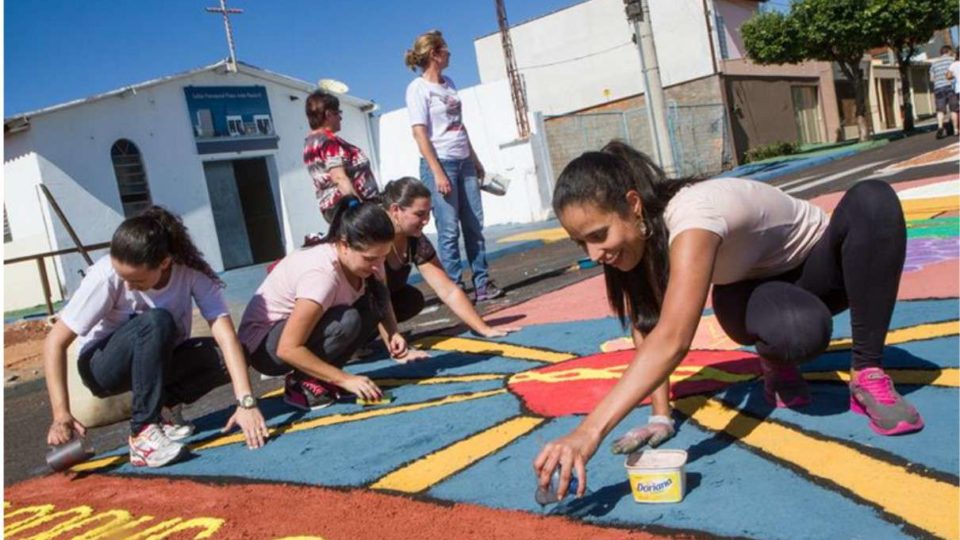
[509,349,761,417]
[900,259,960,299]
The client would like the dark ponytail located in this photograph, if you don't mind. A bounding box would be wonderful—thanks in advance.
[552,141,701,334]
[381,177,432,209]
[111,206,223,287]
[322,196,395,248]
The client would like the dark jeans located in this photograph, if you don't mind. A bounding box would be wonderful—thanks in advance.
[77,309,230,435]
[249,296,380,377]
[712,180,905,370]
[391,284,425,324]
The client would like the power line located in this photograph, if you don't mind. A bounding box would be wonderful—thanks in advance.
[517,42,632,71]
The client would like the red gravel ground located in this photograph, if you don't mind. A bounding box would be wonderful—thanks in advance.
[5,474,681,540]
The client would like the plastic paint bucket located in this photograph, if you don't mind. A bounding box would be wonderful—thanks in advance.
[624,449,687,503]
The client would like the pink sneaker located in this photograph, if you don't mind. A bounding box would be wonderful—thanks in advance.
[760,358,812,408]
[849,368,924,436]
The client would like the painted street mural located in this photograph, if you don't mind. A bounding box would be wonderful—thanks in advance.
[6,174,958,539]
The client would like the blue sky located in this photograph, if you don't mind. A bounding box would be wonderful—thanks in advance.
[4,0,580,117]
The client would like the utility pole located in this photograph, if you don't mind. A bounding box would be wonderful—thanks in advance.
[624,0,675,176]
[206,0,243,73]
[496,0,531,139]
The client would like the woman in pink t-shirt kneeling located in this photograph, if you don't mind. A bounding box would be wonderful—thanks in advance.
[239,198,428,411]
[533,141,922,500]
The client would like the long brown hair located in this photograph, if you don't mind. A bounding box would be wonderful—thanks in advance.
[111,206,223,287]
[552,141,701,333]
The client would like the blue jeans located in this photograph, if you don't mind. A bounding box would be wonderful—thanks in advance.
[419,158,490,288]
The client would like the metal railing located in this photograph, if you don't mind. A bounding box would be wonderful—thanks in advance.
[4,242,110,315]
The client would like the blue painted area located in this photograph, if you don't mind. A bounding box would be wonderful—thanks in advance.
[352,352,541,379]
[430,410,913,539]
[492,318,627,357]
[119,392,524,484]
[717,149,861,182]
[714,381,959,478]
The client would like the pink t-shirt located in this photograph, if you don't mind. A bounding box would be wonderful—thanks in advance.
[664,178,828,285]
[238,243,366,351]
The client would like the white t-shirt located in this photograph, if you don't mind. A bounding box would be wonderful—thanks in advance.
[664,178,829,285]
[405,76,471,160]
[238,243,370,352]
[60,256,229,355]
[949,61,960,94]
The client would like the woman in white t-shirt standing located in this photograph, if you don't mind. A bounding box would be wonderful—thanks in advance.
[403,30,503,303]
[533,142,923,499]
[44,207,269,468]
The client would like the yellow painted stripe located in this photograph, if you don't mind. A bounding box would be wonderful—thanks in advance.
[414,336,575,363]
[803,368,959,387]
[900,195,960,220]
[497,227,570,244]
[675,396,958,539]
[73,389,507,472]
[258,374,508,400]
[370,415,545,493]
[828,320,959,351]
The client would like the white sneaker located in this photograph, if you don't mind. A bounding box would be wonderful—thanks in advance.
[161,405,195,441]
[129,424,185,467]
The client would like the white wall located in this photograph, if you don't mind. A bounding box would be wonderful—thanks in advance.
[3,148,67,311]
[474,0,715,116]
[3,67,378,304]
[377,78,553,232]
[714,0,756,61]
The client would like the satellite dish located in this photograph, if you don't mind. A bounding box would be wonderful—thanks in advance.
[318,78,349,95]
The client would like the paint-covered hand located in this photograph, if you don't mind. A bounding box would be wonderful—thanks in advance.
[533,428,599,500]
[222,406,269,449]
[47,413,86,446]
[477,324,521,338]
[340,374,382,401]
[610,415,675,454]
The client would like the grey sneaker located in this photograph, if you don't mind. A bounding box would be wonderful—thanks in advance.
[129,424,185,468]
[849,367,924,435]
[474,281,504,302]
[161,404,195,441]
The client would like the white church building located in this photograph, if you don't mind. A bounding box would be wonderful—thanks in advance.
[4,60,379,311]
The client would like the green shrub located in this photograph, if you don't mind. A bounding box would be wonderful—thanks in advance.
[743,141,800,163]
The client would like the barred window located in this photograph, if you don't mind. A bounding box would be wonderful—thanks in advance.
[111,139,153,217]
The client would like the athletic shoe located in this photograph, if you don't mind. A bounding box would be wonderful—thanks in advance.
[161,404,194,441]
[474,281,505,302]
[936,128,946,139]
[849,367,924,435]
[760,358,811,408]
[129,424,185,468]
[283,373,337,411]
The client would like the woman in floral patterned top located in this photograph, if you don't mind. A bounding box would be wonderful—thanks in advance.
[303,91,380,223]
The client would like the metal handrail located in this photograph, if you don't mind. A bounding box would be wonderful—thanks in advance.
[4,242,110,315]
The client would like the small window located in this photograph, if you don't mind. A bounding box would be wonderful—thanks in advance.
[254,114,273,135]
[111,139,153,217]
[715,13,729,60]
[226,115,244,137]
[4,206,12,243]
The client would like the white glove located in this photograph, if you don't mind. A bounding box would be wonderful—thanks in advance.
[611,415,676,454]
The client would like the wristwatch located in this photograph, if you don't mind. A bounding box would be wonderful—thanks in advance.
[237,394,257,409]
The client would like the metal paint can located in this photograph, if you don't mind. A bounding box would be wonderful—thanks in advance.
[46,438,95,472]
[624,449,687,503]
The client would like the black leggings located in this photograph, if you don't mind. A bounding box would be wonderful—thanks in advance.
[712,180,905,370]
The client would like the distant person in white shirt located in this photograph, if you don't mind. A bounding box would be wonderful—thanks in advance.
[929,45,956,139]
[44,207,269,468]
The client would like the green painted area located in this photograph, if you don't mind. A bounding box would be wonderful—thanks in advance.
[906,217,960,239]
[750,139,888,165]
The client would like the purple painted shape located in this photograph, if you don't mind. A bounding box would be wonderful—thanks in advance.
[904,237,960,272]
